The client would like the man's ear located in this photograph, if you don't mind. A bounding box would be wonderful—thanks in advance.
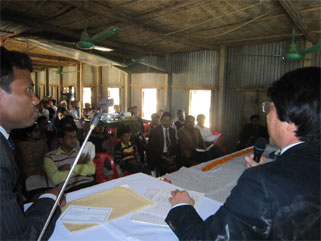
[287,122,298,133]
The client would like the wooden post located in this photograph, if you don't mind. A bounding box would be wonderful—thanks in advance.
[59,66,63,102]
[76,64,81,105]
[45,68,49,98]
[79,63,83,109]
[164,74,168,111]
[96,66,102,107]
[217,45,226,131]
[165,54,172,112]
[303,40,313,67]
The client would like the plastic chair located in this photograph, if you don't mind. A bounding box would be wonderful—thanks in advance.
[212,130,227,154]
[94,153,120,183]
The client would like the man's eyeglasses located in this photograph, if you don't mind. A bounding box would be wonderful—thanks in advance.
[262,101,274,113]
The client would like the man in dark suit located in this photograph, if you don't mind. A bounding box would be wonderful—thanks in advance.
[148,112,179,176]
[0,47,65,240]
[165,67,320,240]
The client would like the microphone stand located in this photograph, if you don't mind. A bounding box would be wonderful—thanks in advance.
[37,111,103,241]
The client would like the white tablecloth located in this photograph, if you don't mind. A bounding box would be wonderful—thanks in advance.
[163,145,276,202]
[49,173,222,241]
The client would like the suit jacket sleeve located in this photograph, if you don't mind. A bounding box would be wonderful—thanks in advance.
[165,167,272,240]
[0,135,61,241]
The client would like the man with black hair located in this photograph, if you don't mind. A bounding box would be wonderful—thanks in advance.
[238,114,269,150]
[0,47,65,240]
[148,112,179,176]
[166,67,320,240]
[44,126,95,192]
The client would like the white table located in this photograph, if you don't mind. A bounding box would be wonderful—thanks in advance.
[49,173,222,241]
[163,145,276,203]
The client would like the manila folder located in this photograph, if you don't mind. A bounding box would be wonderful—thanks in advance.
[62,186,153,232]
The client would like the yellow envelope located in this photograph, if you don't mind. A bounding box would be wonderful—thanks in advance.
[61,186,153,232]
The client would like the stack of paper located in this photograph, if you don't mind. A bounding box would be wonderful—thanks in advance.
[131,188,204,226]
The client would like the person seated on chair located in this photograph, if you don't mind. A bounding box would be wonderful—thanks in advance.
[178,115,218,165]
[37,116,54,149]
[89,121,114,155]
[13,123,49,202]
[148,112,179,176]
[195,114,224,157]
[115,125,150,175]
[44,126,96,192]
[173,109,185,139]
[237,114,269,150]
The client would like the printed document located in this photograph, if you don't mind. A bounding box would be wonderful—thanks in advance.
[132,188,204,226]
[60,205,112,224]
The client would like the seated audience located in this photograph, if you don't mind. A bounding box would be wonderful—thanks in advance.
[34,99,50,120]
[113,104,124,116]
[150,113,160,129]
[237,114,269,150]
[115,125,150,175]
[178,115,218,165]
[84,102,91,116]
[148,112,179,176]
[88,107,96,120]
[14,124,48,181]
[43,99,56,120]
[49,116,80,151]
[14,124,49,201]
[196,114,224,156]
[50,107,67,133]
[69,100,80,120]
[44,126,96,192]
[166,67,320,240]
[173,109,185,139]
[37,116,54,148]
[195,114,220,143]
[157,109,164,118]
[89,121,114,155]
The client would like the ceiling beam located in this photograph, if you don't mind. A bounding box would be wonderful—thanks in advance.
[28,53,79,63]
[63,0,216,50]
[278,0,318,44]
[0,10,151,56]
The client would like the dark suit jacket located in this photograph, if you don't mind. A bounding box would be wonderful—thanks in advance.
[0,133,61,240]
[166,143,320,240]
[148,125,178,159]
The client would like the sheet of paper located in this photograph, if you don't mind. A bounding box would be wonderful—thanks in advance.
[62,185,153,232]
[195,143,214,152]
[83,141,95,160]
[60,205,112,224]
[131,188,204,226]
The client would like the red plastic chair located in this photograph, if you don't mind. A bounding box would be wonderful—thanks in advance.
[211,130,227,154]
[94,153,120,183]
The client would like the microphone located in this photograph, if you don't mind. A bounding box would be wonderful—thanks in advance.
[253,137,267,162]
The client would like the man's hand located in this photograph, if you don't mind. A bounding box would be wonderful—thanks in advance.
[78,153,90,164]
[58,164,71,171]
[169,189,195,206]
[245,154,266,169]
[46,187,66,207]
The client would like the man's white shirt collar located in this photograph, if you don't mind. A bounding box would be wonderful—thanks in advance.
[0,125,9,140]
[281,142,304,155]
